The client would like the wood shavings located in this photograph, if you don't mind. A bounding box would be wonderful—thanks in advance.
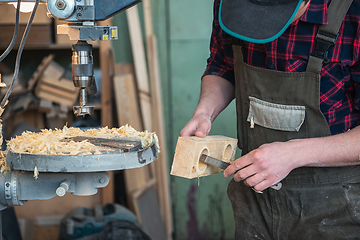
[1,164,10,173]
[0,150,9,173]
[34,166,39,179]
[8,124,160,156]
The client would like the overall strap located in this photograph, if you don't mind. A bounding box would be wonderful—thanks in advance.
[306,0,353,74]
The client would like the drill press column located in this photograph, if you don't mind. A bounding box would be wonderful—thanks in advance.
[72,41,95,116]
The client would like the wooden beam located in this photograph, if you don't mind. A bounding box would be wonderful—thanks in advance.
[114,73,142,130]
[126,6,152,132]
[100,19,114,204]
[100,34,114,129]
[143,0,173,237]
[171,136,238,179]
[114,73,151,198]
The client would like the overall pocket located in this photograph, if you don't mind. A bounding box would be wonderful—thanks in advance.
[247,96,306,132]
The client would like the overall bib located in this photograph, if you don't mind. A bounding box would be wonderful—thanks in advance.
[226,0,360,239]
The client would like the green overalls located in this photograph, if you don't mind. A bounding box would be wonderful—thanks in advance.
[227,0,360,239]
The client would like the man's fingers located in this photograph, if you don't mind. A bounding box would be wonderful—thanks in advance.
[252,179,275,192]
[180,121,198,137]
[242,173,267,187]
[224,155,252,177]
[180,125,195,137]
[194,123,210,137]
[233,163,259,182]
[180,114,212,137]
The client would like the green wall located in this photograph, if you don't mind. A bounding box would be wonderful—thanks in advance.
[112,1,239,239]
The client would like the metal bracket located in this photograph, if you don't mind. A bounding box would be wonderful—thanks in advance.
[4,182,10,200]
[57,24,118,41]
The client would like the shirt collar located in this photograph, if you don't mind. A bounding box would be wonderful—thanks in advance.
[292,0,328,25]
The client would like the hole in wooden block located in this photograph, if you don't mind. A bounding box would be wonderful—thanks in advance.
[198,148,209,171]
[223,144,233,160]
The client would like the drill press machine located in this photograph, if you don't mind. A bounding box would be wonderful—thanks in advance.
[50,0,140,116]
[0,0,159,238]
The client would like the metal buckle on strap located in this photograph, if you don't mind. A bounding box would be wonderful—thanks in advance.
[310,30,338,64]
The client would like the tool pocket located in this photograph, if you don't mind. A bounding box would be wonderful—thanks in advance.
[247,96,306,132]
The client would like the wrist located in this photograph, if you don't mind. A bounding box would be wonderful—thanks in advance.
[192,106,215,122]
[288,138,324,168]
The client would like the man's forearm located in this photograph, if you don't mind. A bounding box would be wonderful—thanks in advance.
[295,125,360,167]
[194,75,235,121]
[224,125,360,192]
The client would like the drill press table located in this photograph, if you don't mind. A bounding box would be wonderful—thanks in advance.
[6,137,158,172]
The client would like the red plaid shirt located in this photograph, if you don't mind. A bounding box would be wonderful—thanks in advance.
[204,0,360,135]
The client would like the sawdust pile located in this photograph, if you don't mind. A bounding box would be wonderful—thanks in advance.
[8,124,159,156]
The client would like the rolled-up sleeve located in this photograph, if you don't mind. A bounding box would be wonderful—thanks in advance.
[352,61,360,112]
[202,0,235,85]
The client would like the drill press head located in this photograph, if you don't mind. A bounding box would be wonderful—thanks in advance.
[71,41,95,116]
[45,0,141,116]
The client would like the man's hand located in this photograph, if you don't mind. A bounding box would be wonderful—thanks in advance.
[224,125,360,192]
[224,141,301,192]
[180,113,212,137]
[180,75,235,137]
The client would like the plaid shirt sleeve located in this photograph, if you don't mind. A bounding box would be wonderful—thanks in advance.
[351,61,360,117]
[350,21,360,114]
[202,0,235,85]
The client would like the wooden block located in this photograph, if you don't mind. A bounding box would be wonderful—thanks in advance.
[39,85,75,99]
[35,77,78,107]
[28,54,54,91]
[37,91,74,107]
[45,77,77,92]
[42,61,65,80]
[171,136,238,179]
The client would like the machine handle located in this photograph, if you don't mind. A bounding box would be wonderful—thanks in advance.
[56,179,71,197]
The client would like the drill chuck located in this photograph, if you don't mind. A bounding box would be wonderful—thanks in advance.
[72,41,93,87]
[72,41,95,116]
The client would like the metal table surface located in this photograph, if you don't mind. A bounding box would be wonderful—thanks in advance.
[5,141,158,172]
